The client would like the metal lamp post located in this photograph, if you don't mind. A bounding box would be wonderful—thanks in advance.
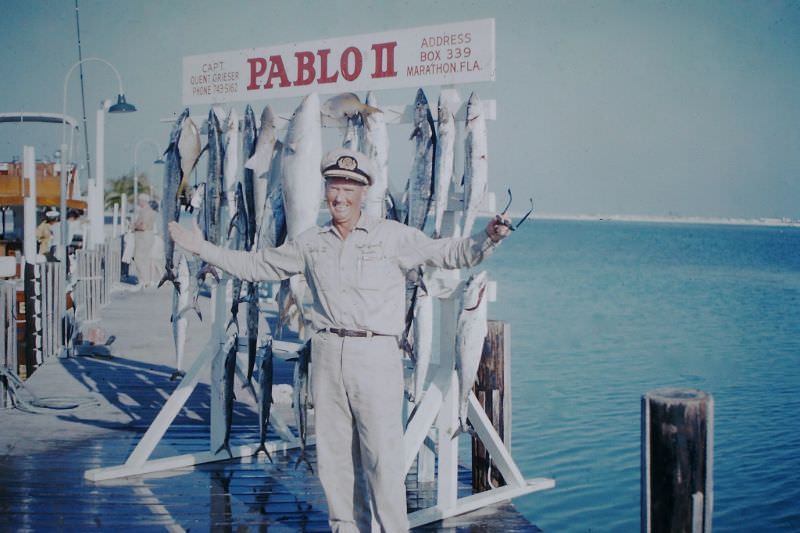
[61,56,136,252]
[132,139,165,217]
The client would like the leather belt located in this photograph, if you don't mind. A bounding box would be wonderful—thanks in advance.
[319,327,390,338]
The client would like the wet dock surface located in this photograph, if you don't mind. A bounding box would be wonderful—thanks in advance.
[0,284,541,532]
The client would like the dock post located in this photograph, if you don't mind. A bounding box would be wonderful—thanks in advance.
[642,388,714,533]
[472,319,511,492]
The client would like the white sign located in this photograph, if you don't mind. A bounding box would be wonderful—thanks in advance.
[182,18,495,105]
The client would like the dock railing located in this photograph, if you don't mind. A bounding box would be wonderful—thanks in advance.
[1,281,18,408]
[73,248,105,323]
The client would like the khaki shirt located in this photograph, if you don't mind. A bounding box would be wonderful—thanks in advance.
[36,221,53,251]
[198,214,500,336]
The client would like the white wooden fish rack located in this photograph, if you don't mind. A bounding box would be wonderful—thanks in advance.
[94,88,553,527]
[83,274,309,482]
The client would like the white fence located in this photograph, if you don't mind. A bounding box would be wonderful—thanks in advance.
[1,281,18,408]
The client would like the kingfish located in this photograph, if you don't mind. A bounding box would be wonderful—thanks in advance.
[461,92,489,238]
[197,110,224,282]
[411,281,434,403]
[158,108,190,291]
[282,93,322,240]
[406,89,437,232]
[452,271,489,439]
[249,105,280,234]
[255,334,274,461]
[215,326,238,457]
[177,115,201,202]
[293,339,313,472]
[169,255,191,381]
[223,108,240,215]
[342,113,361,151]
[360,91,389,218]
[242,105,257,249]
[240,107,260,386]
[245,105,279,181]
[433,95,456,238]
[321,92,381,120]
[227,183,249,328]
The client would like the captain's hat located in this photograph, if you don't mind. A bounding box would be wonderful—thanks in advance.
[321,148,374,186]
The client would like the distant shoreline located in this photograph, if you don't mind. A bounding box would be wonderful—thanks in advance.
[530,213,800,228]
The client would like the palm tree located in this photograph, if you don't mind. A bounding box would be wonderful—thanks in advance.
[105,170,159,210]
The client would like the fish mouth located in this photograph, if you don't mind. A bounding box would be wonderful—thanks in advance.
[464,284,486,311]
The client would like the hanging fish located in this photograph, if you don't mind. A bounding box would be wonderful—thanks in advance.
[321,92,382,121]
[158,108,189,291]
[461,92,488,238]
[433,94,456,238]
[406,89,437,232]
[293,339,313,472]
[255,333,274,461]
[360,91,389,218]
[452,271,489,439]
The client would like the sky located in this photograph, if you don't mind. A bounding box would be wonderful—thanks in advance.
[1,0,799,220]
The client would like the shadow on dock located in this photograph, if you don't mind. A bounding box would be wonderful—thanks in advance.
[0,286,541,531]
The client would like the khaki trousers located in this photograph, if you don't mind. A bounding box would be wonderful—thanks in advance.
[311,331,409,533]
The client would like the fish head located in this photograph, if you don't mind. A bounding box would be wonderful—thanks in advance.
[466,92,483,122]
[225,108,239,133]
[284,93,321,147]
[168,108,190,145]
[321,92,360,119]
[462,271,488,311]
[189,183,204,209]
[259,104,276,131]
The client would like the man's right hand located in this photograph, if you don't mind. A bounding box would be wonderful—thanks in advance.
[168,220,205,255]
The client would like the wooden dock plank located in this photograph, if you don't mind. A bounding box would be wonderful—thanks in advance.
[0,285,543,532]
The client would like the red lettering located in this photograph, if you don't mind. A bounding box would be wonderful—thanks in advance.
[264,55,291,89]
[294,51,316,86]
[371,41,397,79]
[246,57,267,90]
[340,46,362,82]
[317,49,339,84]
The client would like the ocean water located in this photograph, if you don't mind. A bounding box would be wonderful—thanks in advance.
[475,220,800,532]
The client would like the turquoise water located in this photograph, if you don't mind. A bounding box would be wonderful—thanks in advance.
[477,220,800,532]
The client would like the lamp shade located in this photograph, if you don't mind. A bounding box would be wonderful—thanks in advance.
[109,94,136,113]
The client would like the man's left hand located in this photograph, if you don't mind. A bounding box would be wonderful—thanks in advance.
[485,215,512,243]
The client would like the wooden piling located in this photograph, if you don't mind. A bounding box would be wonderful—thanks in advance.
[642,388,714,533]
[471,320,511,492]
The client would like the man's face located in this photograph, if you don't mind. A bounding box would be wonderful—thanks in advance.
[325,178,368,225]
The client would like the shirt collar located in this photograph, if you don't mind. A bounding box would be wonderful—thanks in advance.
[318,212,378,235]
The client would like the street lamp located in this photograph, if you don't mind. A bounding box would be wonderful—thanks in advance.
[133,139,165,217]
[61,56,137,251]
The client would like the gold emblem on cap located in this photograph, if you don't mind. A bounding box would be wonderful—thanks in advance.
[337,156,357,171]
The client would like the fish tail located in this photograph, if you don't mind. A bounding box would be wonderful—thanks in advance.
[215,441,233,458]
[256,442,273,462]
[361,103,383,115]
[294,452,314,473]
[158,269,179,292]
[247,338,257,383]
[169,369,186,381]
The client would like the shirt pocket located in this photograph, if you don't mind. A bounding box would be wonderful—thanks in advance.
[357,253,392,290]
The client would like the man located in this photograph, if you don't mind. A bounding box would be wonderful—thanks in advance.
[132,194,158,287]
[36,210,59,261]
[169,148,511,532]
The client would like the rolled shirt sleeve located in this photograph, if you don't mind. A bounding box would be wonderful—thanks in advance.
[196,239,305,282]
[396,225,501,272]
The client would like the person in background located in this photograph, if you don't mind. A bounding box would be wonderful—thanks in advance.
[36,209,59,261]
[66,209,83,249]
[131,194,158,287]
